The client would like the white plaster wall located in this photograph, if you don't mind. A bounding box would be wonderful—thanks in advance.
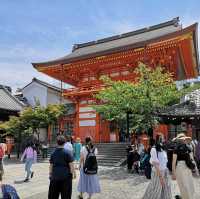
[47,89,72,105]
[33,128,47,142]
[39,128,47,142]
[47,89,61,105]
[22,82,47,107]
[79,106,95,112]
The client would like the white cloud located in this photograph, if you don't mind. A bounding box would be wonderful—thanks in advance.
[105,21,138,35]
[0,44,68,63]
[182,15,200,47]
[0,62,71,93]
[0,24,80,93]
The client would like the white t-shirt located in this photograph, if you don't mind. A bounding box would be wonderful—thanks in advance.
[137,143,144,155]
[150,147,168,171]
[81,146,98,166]
[64,142,73,154]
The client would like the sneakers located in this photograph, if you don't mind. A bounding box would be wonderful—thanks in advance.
[24,178,29,182]
[31,172,34,178]
[78,195,83,199]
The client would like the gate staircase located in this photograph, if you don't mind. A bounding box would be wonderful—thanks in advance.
[38,143,128,167]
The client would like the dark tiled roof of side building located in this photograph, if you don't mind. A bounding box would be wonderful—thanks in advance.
[33,17,189,68]
[158,101,200,117]
[22,78,61,92]
[0,85,25,112]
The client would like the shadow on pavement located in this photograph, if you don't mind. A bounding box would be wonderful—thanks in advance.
[14,180,26,184]
[99,167,148,185]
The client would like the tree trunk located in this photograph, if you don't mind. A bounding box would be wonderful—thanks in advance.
[36,129,40,141]
[126,112,130,141]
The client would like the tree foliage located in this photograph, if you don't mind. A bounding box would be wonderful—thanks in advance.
[0,104,65,139]
[93,63,192,131]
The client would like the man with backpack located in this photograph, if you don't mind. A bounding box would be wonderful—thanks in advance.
[77,137,101,199]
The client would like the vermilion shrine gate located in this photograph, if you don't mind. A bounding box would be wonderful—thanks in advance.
[33,18,199,143]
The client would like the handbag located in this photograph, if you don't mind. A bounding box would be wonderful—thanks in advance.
[192,170,200,178]
[185,153,195,170]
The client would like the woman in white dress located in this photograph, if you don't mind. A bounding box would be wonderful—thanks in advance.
[142,139,172,199]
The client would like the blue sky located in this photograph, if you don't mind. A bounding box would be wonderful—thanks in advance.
[0,0,200,92]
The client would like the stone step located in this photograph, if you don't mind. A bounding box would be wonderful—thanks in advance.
[98,151,126,154]
[38,143,127,167]
[96,143,127,167]
[98,159,118,163]
[97,155,125,158]
[97,158,122,162]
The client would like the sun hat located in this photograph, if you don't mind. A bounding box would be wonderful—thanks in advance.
[176,133,186,139]
[173,133,192,141]
[184,136,192,141]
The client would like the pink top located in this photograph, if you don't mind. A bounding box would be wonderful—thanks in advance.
[21,147,37,163]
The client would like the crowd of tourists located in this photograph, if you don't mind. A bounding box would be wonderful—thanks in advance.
[0,134,101,199]
[1,131,200,198]
[48,135,101,199]
[127,133,200,199]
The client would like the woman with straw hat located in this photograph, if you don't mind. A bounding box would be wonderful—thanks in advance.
[172,133,196,199]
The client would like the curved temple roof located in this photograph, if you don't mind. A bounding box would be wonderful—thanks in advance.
[32,17,199,69]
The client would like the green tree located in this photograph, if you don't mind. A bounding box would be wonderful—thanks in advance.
[20,104,65,140]
[0,104,65,158]
[93,63,184,134]
[45,104,65,126]
[0,116,23,137]
[0,116,26,158]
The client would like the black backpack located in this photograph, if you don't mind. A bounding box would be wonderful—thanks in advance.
[83,147,98,175]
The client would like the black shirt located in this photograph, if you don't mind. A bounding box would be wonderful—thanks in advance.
[173,143,192,161]
[50,148,74,180]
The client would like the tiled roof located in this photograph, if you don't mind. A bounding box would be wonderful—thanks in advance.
[158,88,200,117]
[158,101,200,117]
[0,86,25,112]
[33,17,184,67]
[23,78,61,92]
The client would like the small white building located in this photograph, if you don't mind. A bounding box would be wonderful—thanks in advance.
[19,78,73,142]
[22,78,71,107]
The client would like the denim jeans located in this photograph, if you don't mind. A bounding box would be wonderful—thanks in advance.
[25,158,33,179]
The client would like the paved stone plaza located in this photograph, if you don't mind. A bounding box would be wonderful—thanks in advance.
[2,162,200,199]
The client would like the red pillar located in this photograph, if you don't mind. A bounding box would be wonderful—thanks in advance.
[74,101,80,139]
[95,113,100,143]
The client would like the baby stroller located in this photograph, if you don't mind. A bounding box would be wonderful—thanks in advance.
[126,145,134,172]
[132,150,140,174]
[126,145,140,174]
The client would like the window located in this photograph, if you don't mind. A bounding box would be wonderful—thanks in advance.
[82,77,88,82]
[110,72,119,77]
[121,71,130,76]
[63,122,74,136]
